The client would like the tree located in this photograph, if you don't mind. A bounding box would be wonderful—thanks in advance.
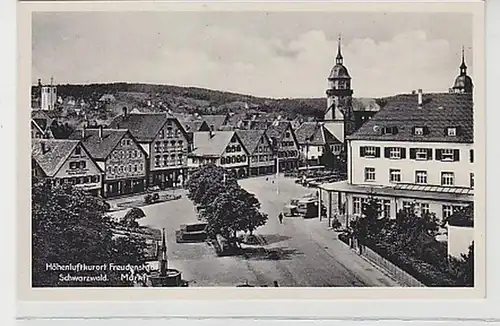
[122,207,146,228]
[32,179,147,287]
[449,242,474,287]
[202,179,267,239]
[185,164,237,206]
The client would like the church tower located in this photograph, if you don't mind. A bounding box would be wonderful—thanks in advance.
[324,35,355,137]
[451,46,473,94]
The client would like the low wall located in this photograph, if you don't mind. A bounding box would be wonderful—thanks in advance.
[356,243,425,287]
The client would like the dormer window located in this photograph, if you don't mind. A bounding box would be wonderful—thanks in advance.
[382,126,398,135]
[414,127,424,136]
[447,127,457,137]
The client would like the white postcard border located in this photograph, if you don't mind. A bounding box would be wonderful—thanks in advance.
[12,0,497,320]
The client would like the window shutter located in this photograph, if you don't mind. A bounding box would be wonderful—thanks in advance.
[411,127,416,135]
[409,148,416,159]
[435,149,442,160]
[360,147,365,157]
[470,149,474,163]
[453,149,460,162]
[456,126,463,136]
[392,127,398,134]
[423,126,430,135]
[375,147,381,158]
[384,147,390,158]
[400,148,406,158]
[427,148,433,160]
[443,128,449,136]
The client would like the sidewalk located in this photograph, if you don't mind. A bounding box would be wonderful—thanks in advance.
[302,218,402,287]
[106,188,186,211]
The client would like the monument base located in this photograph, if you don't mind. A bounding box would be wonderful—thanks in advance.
[149,269,183,287]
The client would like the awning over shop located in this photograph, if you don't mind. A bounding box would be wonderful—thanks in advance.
[319,180,473,203]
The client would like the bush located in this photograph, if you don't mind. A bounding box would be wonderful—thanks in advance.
[144,194,153,204]
[338,232,350,245]
[367,240,458,287]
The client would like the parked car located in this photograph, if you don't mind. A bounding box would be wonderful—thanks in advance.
[296,198,326,218]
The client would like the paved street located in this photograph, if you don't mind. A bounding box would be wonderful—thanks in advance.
[109,176,400,287]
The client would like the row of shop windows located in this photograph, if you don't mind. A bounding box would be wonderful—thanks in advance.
[54,175,100,185]
[352,196,464,219]
[365,167,474,188]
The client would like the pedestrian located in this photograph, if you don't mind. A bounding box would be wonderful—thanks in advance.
[278,212,284,224]
[273,280,279,287]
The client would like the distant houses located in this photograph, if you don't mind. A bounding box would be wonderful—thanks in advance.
[69,127,148,197]
[188,130,250,178]
[109,108,191,189]
[236,129,275,176]
[32,139,103,197]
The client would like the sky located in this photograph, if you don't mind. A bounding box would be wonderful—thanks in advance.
[32,11,473,98]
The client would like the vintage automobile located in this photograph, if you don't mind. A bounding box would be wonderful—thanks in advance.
[296,197,326,219]
[283,198,300,217]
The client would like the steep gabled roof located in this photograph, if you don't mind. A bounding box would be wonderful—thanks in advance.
[236,129,268,154]
[191,131,248,157]
[266,121,292,141]
[68,128,132,160]
[200,115,228,131]
[109,113,187,142]
[348,93,473,143]
[31,139,80,177]
[295,122,323,145]
[295,122,342,146]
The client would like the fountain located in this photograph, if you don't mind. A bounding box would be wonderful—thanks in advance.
[148,228,184,287]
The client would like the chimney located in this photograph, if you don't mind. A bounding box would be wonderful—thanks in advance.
[99,125,103,139]
[417,89,423,107]
[82,125,86,139]
[122,106,128,118]
[40,142,47,154]
[209,125,215,138]
[38,79,42,87]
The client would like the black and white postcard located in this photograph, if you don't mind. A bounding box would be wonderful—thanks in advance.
[17,0,486,308]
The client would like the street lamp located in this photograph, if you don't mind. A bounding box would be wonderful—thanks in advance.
[275,155,280,194]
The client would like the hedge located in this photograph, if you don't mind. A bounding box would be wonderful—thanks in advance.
[367,240,459,287]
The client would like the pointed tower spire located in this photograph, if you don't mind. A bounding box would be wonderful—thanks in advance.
[460,45,467,75]
[336,33,343,65]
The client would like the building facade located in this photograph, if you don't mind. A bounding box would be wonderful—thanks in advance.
[236,129,275,176]
[69,127,148,198]
[319,91,474,226]
[32,139,103,196]
[266,121,300,172]
[295,122,343,166]
[188,130,250,178]
[109,109,190,189]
